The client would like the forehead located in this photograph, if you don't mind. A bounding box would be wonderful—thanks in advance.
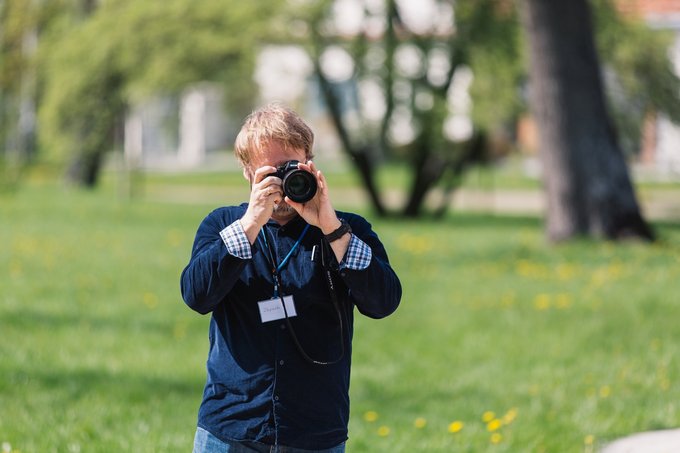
[251,141,306,168]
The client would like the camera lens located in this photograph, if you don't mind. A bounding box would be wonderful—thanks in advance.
[283,170,317,203]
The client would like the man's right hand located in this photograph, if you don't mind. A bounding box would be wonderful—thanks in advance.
[240,166,282,244]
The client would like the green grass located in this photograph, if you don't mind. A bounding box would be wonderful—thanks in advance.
[2,173,680,452]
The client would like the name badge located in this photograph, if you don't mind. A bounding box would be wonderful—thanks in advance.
[258,296,297,323]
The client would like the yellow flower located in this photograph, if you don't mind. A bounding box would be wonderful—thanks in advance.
[448,421,464,433]
[491,433,503,444]
[363,411,378,423]
[414,417,427,429]
[555,293,573,309]
[584,435,595,445]
[482,411,496,423]
[487,419,502,432]
[502,408,518,425]
[377,426,390,437]
[533,294,551,311]
[143,292,159,309]
[599,385,611,398]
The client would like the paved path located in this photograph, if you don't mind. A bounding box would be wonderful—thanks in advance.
[144,185,680,222]
[601,429,680,453]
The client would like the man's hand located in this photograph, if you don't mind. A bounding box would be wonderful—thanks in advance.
[285,161,340,233]
[240,166,283,244]
[287,161,351,263]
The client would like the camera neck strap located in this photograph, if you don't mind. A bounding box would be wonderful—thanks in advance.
[258,223,310,298]
[258,224,345,366]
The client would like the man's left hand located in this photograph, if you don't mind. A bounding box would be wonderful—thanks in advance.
[285,161,341,235]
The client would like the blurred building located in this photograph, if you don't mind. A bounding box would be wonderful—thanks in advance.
[123,83,235,170]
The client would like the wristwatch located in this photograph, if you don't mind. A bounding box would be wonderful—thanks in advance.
[324,219,352,243]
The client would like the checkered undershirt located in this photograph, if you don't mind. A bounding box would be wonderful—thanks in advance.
[219,220,372,270]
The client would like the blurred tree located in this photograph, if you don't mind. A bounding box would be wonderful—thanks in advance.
[0,0,105,188]
[294,0,522,217]
[38,0,277,187]
[520,0,655,241]
[288,0,678,221]
[593,0,680,157]
[1,0,44,188]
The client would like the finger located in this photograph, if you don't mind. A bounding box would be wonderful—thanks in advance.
[252,166,278,184]
[299,161,322,188]
[297,161,312,174]
[264,185,283,197]
[317,170,327,192]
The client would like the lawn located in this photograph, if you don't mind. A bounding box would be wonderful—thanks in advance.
[2,171,680,452]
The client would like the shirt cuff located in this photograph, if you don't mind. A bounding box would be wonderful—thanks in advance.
[339,234,372,270]
[219,220,252,260]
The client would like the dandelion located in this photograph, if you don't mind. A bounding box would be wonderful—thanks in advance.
[448,421,464,433]
[502,408,518,425]
[482,411,496,423]
[397,234,433,255]
[490,433,503,444]
[173,321,188,340]
[500,292,516,308]
[556,263,578,280]
[143,292,159,309]
[166,229,184,247]
[533,294,551,311]
[377,426,390,437]
[2,442,11,453]
[584,435,595,445]
[555,293,573,309]
[516,259,547,279]
[599,385,611,399]
[487,419,502,432]
[363,411,378,423]
[414,417,427,429]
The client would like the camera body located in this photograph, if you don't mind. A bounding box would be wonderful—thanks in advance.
[269,160,317,203]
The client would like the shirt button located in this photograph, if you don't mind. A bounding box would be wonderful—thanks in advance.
[279,360,285,366]
[280,324,286,330]
[274,395,279,401]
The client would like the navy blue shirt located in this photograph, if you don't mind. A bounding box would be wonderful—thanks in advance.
[180,204,401,450]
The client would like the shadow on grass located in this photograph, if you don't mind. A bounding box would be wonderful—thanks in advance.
[4,365,200,404]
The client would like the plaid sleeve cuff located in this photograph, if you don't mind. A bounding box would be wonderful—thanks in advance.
[340,234,372,270]
[219,220,252,260]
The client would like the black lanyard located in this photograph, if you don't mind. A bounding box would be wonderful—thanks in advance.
[258,225,345,366]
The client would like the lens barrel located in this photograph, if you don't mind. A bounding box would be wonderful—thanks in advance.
[273,161,317,203]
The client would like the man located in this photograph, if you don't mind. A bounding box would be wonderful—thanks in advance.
[181,103,401,452]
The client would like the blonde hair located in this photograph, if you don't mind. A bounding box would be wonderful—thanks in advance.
[234,102,314,168]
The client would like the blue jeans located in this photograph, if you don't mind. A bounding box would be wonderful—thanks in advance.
[192,427,346,453]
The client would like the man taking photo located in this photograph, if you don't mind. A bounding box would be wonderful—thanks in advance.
[181,102,401,453]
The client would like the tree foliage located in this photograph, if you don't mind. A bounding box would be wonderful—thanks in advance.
[37,0,278,186]
[288,0,680,219]
[292,0,521,217]
[592,0,680,156]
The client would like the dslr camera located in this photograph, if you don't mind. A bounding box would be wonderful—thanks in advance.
[269,160,317,203]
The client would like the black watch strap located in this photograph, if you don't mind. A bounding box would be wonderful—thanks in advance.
[324,219,352,243]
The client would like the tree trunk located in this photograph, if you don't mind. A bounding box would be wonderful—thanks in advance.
[312,59,387,216]
[520,0,654,241]
[66,151,103,188]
